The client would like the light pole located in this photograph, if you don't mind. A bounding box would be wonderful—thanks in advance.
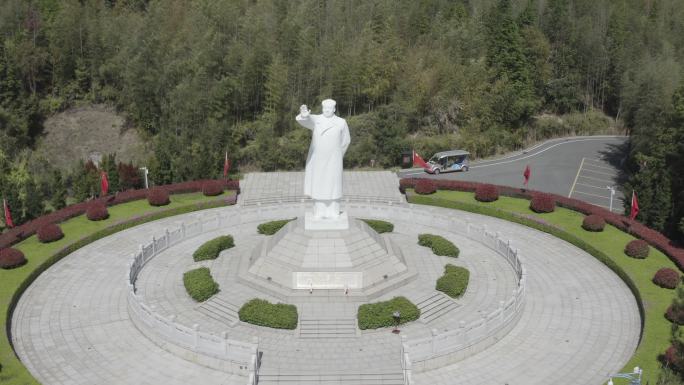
[139,167,149,189]
[606,186,616,212]
[607,366,642,385]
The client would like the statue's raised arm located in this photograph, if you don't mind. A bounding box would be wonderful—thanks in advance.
[296,104,315,130]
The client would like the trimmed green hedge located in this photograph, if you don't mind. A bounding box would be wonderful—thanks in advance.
[238,299,298,329]
[436,264,470,298]
[408,194,645,339]
[418,233,460,257]
[361,219,394,233]
[357,296,420,330]
[257,218,295,235]
[183,267,219,302]
[193,235,234,261]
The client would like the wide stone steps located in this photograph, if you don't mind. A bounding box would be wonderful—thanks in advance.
[256,371,405,384]
[196,296,239,326]
[417,293,459,323]
[299,318,358,338]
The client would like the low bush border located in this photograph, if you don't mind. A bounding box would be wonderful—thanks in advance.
[357,296,420,330]
[257,218,295,235]
[360,219,394,234]
[238,299,298,329]
[418,233,460,257]
[436,264,470,298]
[193,235,235,262]
[183,267,219,302]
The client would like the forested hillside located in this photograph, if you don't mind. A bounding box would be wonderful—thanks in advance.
[0,0,683,239]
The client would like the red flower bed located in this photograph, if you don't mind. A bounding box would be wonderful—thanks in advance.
[202,180,224,196]
[581,215,606,232]
[0,179,240,249]
[653,268,680,289]
[147,187,170,206]
[398,177,684,272]
[530,193,555,213]
[625,239,650,259]
[666,305,684,325]
[414,179,437,195]
[0,248,27,269]
[86,202,109,221]
[474,184,499,202]
[37,223,64,243]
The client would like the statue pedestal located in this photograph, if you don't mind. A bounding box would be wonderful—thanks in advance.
[304,211,349,231]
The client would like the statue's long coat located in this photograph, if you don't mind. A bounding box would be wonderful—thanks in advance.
[295,113,351,200]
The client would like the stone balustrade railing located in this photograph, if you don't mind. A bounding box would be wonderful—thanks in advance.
[400,215,526,372]
[125,211,259,381]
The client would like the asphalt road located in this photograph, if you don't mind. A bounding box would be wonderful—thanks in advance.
[398,135,630,213]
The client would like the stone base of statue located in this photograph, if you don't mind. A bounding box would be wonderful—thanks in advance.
[304,211,349,231]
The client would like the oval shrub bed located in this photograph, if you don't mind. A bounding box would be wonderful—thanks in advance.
[0,248,27,269]
[357,296,420,330]
[202,180,224,196]
[414,179,436,195]
[653,268,680,289]
[418,234,459,257]
[257,218,295,235]
[238,298,298,329]
[360,219,394,233]
[582,214,606,232]
[530,193,555,213]
[474,184,499,202]
[147,187,170,206]
[86,202,109,221]
[193,235,234,262]
[183,267,219,302]
[436,264,470,298]
[37,223,64,243]
[625,239,650,259]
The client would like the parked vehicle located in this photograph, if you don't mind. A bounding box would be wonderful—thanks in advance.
[424,150,470,174]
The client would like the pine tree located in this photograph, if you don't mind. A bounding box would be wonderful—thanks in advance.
[49,170,67,210]
[22,177,44,221]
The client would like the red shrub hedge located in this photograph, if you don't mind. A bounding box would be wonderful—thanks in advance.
[653,268,680,289]
[147,187,170,206]
[37,223,64,243]
[0,248,27,269]
[530,193,555,213]
[86,202,109,221]
[474,184,499,202]
[581,215,606,232]
[202,180,224,196]
[414,179,437,195]
[398,178,684,273]
[625,239,650,259]
[666,305,684,325]
[663,345,684,371]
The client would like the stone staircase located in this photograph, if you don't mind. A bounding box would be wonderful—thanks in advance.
[195,296,239,326]
[256,370,405,384]
[417,293,460,324]
[298,318,358,339]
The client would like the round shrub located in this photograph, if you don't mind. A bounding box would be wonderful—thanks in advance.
[529,193,555,213]
[625,239,649,259]
[37,223,64,243]
[414,179,436,195]
[666,305,684,325]
[474,184,499,202]
[202,180,224,196]
[147,187,170,206]
[663,345,684,372]
[0,248,27,269]
[86,202,109,221]
[581,214,605,232]
[653,268,680,289]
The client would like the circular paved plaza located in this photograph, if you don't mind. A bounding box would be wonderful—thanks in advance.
[11,202,640,385]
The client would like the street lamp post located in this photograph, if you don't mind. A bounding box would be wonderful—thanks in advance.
[139,167,149,189]
[607,366,643,385]
[606,186,616,212]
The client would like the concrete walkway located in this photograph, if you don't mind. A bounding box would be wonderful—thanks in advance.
[11,202,640,385]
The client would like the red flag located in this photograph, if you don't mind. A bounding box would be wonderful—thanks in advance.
[100,171,109,196]
[523,164,531,186]
[630,191,639,220]
[3,198,14,228]
[223,152,231,178]
[413,150,429,169]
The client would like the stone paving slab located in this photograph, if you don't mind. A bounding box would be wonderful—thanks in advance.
[10,202,640,385]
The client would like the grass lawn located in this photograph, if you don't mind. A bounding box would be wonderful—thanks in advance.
[0,191,234,384]
[411,190,674,384]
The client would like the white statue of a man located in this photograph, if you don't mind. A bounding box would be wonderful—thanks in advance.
[296,99,351,219]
